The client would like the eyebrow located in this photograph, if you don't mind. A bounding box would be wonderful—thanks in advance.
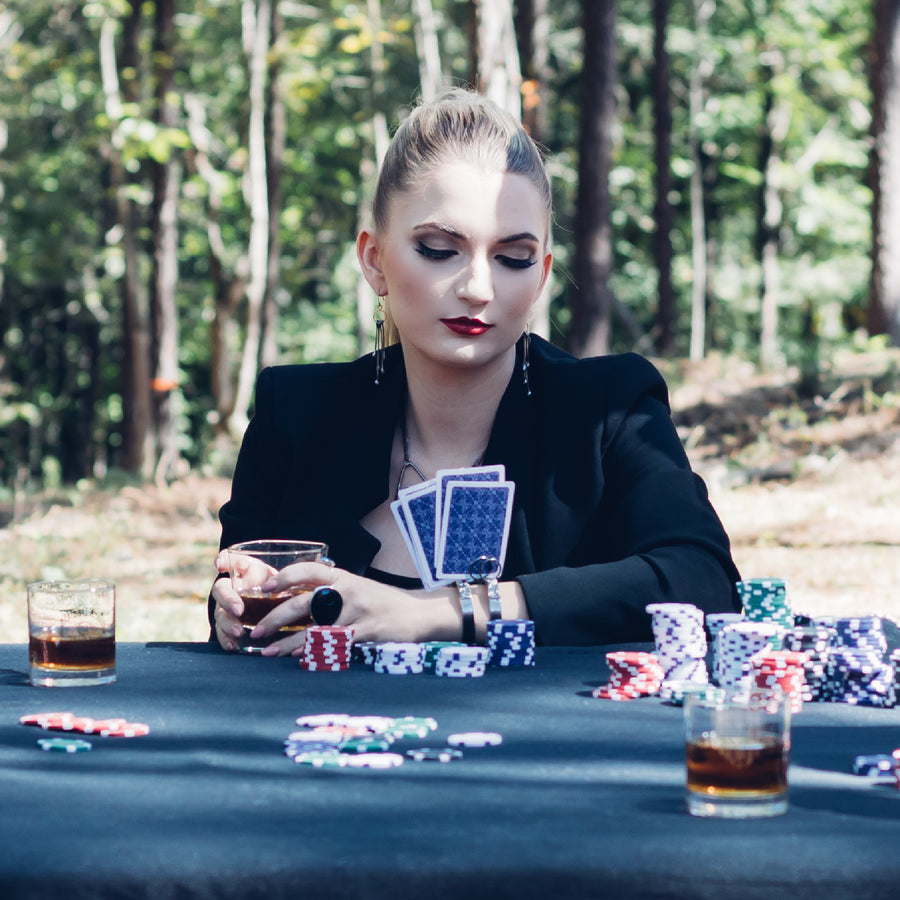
[412,223,540,244]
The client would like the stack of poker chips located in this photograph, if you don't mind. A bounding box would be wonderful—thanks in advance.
[826,617,893,707]
[434,645,489,677]
[486,619,536,667]
[645,603,709,687]
[715,621,780,688]
[892,649,900,701]
[374,642,425,674]
[352,642,382,665]
[299,625,355,671]
[781,623,833,701]
[747,650,809,713]
[737,578,794,631]
[593,650,664,700]
[706,612,744,685]
[422,641,467,671]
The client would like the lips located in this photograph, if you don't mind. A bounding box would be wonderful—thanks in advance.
[441,317,493,336]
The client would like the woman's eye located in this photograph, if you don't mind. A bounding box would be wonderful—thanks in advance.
[415,241,456,261]
[497,255,537,270]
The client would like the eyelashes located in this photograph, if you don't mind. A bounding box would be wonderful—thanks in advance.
[415,241,537,270]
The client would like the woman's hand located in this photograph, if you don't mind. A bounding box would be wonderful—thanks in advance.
[211,549,247,651]
[248,562,460,657]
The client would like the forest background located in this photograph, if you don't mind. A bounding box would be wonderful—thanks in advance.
[1,0,899,642]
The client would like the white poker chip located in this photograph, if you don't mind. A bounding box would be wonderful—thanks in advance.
[342,752,405,769]
[447,731,502,748]
[295,713,350,727]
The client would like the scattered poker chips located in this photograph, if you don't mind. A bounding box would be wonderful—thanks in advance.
[374,642,425,674]
[285,713,502,769]
[300,625,354,671]
[486,619,536,667]
[593,651,664,701]
[434,646,489,678]
[645,603,709,689]
[853,754,897,778]
[737,578,794,630]
[19,711,151,739]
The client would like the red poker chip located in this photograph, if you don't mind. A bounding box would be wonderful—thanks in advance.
[19,712,76,728]
[100,722,151,738]
[84,718,129,734]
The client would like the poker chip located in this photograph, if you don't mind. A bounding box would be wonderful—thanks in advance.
[342,752,405,768]
[737,578,794,630]
[447,731,502,748]
[19,712,150,738]
[374,643,425,675]
[434,646,488,678]
[715,621,781,688]
[295,713,350,728]
[853,754,897,777]
[20,712,76,730]
[406,747,463,762]
[594,650,665,701]
[385,716,438,739]
[339,737,393,754]
[37,737,92,753]
[284,740,343,757]
[422,642,467,671]
[645,603,709,690]
[300,625,355,672]
[351,642,382,665]
[292,751,348,768]
[486,620,536,667]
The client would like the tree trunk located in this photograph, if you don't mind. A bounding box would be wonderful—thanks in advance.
[413,0,443,102]
[756,21,788,371]
[149,0,181,484]
[568,0,616,359]
[100,6,153,475]
[869,0,900,344]
[232,0,273,435]
[514,0,552,341]
[474,0,521,116]
[261,3,285,371]
[652,0,674,355]
[688,0,714,362]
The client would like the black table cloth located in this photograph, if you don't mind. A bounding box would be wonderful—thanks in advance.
[1,642,899,900]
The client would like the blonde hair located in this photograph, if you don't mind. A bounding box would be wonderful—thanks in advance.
[374,89,551,344]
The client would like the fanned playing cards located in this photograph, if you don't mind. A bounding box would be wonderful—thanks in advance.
[390,465,514,590]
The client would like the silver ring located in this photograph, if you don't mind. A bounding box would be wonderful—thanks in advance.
[468,555,502,583]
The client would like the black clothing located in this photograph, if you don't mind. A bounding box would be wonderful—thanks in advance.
[213,336,740,644]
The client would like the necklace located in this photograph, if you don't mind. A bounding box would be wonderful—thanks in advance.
[396,410,485,497]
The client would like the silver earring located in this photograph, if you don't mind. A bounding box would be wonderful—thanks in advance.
[522,327,532,397]
[374,295,386,385]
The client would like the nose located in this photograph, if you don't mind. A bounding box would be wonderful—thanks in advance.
[456,253,493,305]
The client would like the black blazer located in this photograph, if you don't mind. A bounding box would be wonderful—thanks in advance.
[215,335,740,645]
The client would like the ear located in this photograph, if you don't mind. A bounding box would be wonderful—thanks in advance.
[536,250,553,295]
[357,228,387,296]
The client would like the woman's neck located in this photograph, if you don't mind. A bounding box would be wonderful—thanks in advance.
[399,347,514,479]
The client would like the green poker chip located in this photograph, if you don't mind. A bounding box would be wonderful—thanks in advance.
[37,737,92,753]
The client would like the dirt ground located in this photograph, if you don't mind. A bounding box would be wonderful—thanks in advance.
[2,347,899,643]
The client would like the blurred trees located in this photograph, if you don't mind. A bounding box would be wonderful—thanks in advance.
[0,0,887,492]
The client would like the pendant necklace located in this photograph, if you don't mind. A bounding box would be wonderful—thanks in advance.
[396,408,485,498]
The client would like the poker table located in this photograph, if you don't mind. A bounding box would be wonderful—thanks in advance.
[1,641,899,900]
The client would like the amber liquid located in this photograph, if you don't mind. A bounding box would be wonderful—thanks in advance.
[29,627,116,672]
[238,587,307,627]
[686,735,787,797]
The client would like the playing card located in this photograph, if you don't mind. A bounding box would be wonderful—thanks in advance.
[435,465,505,535]
[390,481,454,591]
[436,481,515,580]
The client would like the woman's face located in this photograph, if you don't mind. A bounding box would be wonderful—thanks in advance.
[359,161,552,376]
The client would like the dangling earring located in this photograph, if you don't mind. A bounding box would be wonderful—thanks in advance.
[522,326,532,397]
[374,295,386,385]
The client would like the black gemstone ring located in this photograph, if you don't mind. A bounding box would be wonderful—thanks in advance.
[309,586,343,627]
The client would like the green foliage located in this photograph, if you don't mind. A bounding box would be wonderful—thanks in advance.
[0,0,879,488]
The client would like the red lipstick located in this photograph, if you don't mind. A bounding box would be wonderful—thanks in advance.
[441,317,492,336]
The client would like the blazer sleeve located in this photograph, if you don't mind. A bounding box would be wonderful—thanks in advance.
[516,354,740,645]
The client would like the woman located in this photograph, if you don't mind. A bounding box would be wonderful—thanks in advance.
[210,88,740,654]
